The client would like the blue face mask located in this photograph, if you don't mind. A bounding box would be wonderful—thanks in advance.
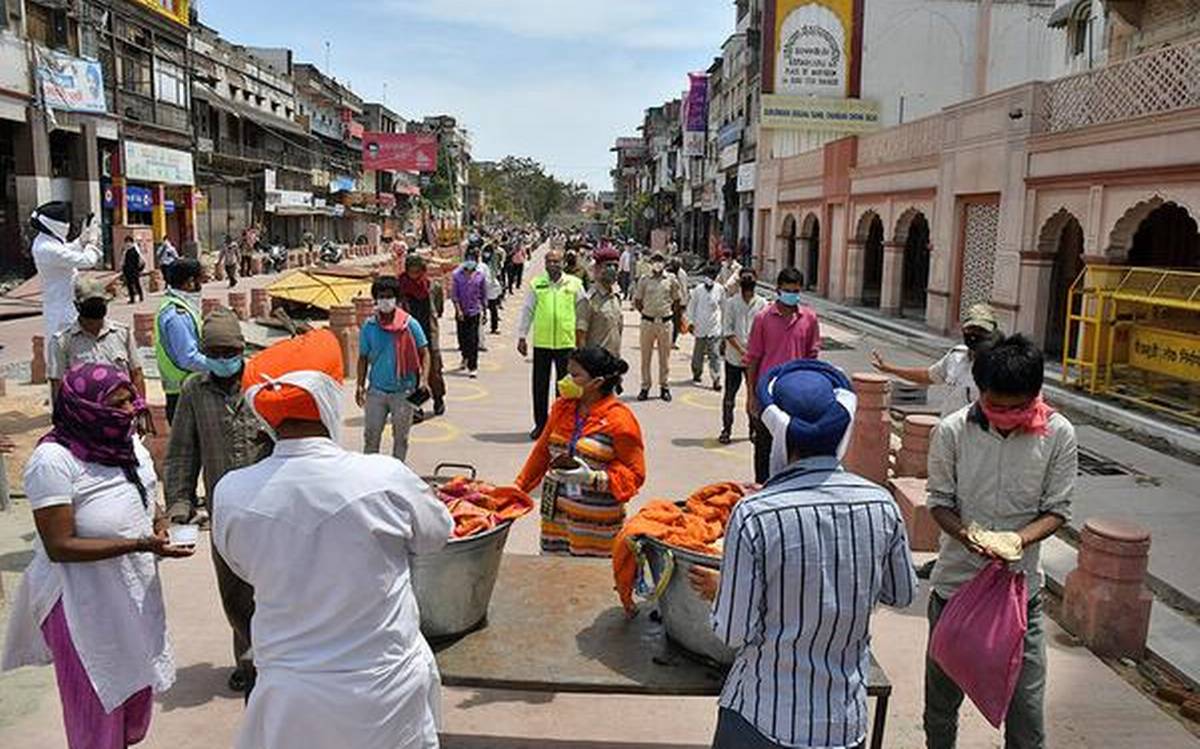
[464,260,478,271]
[208,356,243,378]
[777,291,802,307]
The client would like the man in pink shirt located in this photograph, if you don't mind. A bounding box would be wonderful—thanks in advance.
[744,267,821,483]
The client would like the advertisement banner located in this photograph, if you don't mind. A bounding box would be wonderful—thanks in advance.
[760,94,880,132]
[737,162,758,193]
[719,144,740,171]
[124,141,195,185]
[766,0,858,98]
[362,133,439,173]
[330,175,357,193]
[265,190,315,213]
[683,73,709,158]
[1129,326,1200,383]
[37,49,107,114]
[131,0,190,26]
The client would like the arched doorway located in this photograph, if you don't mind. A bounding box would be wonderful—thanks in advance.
[898,211,931,318]
[1128,202,1200,268]
[1044,213,1085,358]
[861,213,885,308]
[800,213,820,290]
[782,214,798,268]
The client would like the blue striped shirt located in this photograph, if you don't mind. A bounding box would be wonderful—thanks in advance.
[712,457,917,748]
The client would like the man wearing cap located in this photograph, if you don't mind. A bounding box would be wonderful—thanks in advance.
[48,277,147,411]
[576,246,624,358]
[213,329,453,749]
[689,360,917,749]
[517,248,586,439]
[872,302,1002,419]
[155,258,209,423]
[634,252,684,402]
[30,201,103,357]
[163,307,269,693]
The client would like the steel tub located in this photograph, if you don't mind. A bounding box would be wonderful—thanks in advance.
[638,535,735,667]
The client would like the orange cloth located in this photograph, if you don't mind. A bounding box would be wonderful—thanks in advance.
[516,395,646,503]
[611,482,749,613]
[242,328,344,428]
[436,478,534,538]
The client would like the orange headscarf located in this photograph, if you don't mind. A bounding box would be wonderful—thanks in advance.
[242,328,344,429]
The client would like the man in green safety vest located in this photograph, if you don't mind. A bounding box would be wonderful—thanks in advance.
[155,257,211,423]
[516,248,586,440]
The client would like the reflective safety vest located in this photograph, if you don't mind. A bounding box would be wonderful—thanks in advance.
[531,273,582,350]
[154,295,203,395]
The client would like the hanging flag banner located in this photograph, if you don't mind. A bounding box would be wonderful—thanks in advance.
[37,48,107,114]
[362,133,439,173]
[683,72,709,157]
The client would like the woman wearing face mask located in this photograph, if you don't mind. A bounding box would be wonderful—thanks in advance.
[2,363,192,749]
[871,303,1002,420]
[516,346,646,557]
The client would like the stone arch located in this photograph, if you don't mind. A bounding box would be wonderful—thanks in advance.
[856,210,886,308]
[895,208,933,317]
[780,212,799,269]
[799,212,821,290]
[1106,195,1200,259]
[854,208,882,242]
[1038,208,1086,357]
[1037,207,1084,255]
[893,206,927,246]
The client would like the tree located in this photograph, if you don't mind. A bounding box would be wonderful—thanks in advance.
[469,156,585,224]
[424,142,458,211]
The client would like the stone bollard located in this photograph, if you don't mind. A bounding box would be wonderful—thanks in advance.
[144,403,171,479]
[31,336,47,384]
[889,477,940,551]
[844,373,891,485]
[329,305,359,380]
[250,288,271,319]
[896,414,939,479]
[201,297,222,318]
[148,272,163,293]
[134,312,156,347]
[353,296,375,328]
[1063,518,1153,659]
[228,292,249,321]
[213,262,225,282]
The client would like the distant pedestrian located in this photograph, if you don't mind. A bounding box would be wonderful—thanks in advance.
[715,249,742,296]
[482,245,504,334]
[30,201,102,358]
[156,237,179,271]
[154,259,209,423]
[507,242,527,294]
[239,226,257,278]
[576,246,624,358]
[450,248,487,378]
[669,257,688,348]
[517,249,585,439]
[687,265,725,391]
[219,236,240,289]
[618,243,636,301]
[121,236,146,304]
[634,252,684,402]
[399,255,447,418]
[744,267,820,484]
[718,268,767,445]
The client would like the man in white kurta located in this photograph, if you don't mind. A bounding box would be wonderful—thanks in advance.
[30,202,102,355]
[212,329,453,749]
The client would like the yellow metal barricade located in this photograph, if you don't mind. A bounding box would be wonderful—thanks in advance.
[1061,266,1200,426]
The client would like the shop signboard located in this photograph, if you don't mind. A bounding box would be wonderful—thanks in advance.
[760,94,880,132]
[765,0,858,98]
[1129,326,1200,383]
[37,49,107,114]
[265,189,315,213]
[124,141,195,185]
[717,121,744,150]
[362,133,439,172]
[701,183,719,212]
[125,186,153,212]
[683,72,709,158]
[329,175,357,193]
[131,0,190,26]
[737,162,758,193]
[719,143,740,171]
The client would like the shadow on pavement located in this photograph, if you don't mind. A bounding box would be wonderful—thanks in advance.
[441,737,705,749]
[473,432,532,446]
[0,548,33,572]
[451,688,554,711]
[158,662,241,712]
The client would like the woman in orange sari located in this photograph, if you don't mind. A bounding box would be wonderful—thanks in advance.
[517,346,646,557]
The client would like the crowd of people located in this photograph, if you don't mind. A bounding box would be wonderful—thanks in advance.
[3,202,1076,749]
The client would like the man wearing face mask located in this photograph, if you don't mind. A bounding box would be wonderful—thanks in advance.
[154,258,209,424]
[744,267,821,484]
[30,201,103,361]
[518,249,586,440]
[576,246,624,358]
[356,276,430,462]
[718,268,767,445]
[48,278,148,414]
[634,252,684,402]
[163,307,270,694]
[872,303,1002,419]
[687,264,725,391]
[450,248,487,378]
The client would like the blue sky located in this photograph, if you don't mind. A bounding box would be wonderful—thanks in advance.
[198,1,734,191]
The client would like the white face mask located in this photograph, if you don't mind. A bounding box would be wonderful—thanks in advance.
[375,298,397,314]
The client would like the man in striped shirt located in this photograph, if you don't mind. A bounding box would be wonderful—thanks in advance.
[691,360,917,749]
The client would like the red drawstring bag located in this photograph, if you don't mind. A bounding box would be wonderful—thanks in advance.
[930,561,1029,728]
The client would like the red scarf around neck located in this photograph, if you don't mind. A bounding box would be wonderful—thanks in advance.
[379,309,422,379]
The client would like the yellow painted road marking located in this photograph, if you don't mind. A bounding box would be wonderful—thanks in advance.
[445,383,489,403]
[680,391,721,412]
[411,419,461,444]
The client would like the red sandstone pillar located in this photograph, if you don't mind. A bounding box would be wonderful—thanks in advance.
[144,402,171,479]
[1063,518,1153,659]
[844,373,891,485]
[329,304,359,380]
[354,296,375,328]
[148,271,163,293]
[250,256,264,275]
[134,313,155,347]
[228,292,249,321]
[896,414,939,478]
[31,336,46,384]
[250,288,271,319]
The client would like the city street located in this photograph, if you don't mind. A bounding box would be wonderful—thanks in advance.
[1,250,1197,747]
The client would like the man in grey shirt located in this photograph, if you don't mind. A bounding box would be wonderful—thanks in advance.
[924,334,1077,749]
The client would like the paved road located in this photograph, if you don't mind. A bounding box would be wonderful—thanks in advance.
[1,251,1196,747]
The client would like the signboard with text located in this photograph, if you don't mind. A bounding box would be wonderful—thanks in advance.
[765,0,859,98]
[760,94,880,132]
[123,141,195,185]
[131,0,190,26]
[37,49,107,114]
[1129,326,1200,383]
[362,133,439,173]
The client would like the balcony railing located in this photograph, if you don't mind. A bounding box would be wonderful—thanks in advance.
[1039,37,1200,133]
[856,113,944,168]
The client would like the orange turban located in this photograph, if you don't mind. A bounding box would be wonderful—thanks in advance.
[242,328,344,429]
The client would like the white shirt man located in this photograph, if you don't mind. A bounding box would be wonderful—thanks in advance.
[687,275,725,389]
[213,329,453,749]
[30,203,102,357]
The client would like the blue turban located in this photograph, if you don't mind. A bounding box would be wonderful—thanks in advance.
[757,360,857,477]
